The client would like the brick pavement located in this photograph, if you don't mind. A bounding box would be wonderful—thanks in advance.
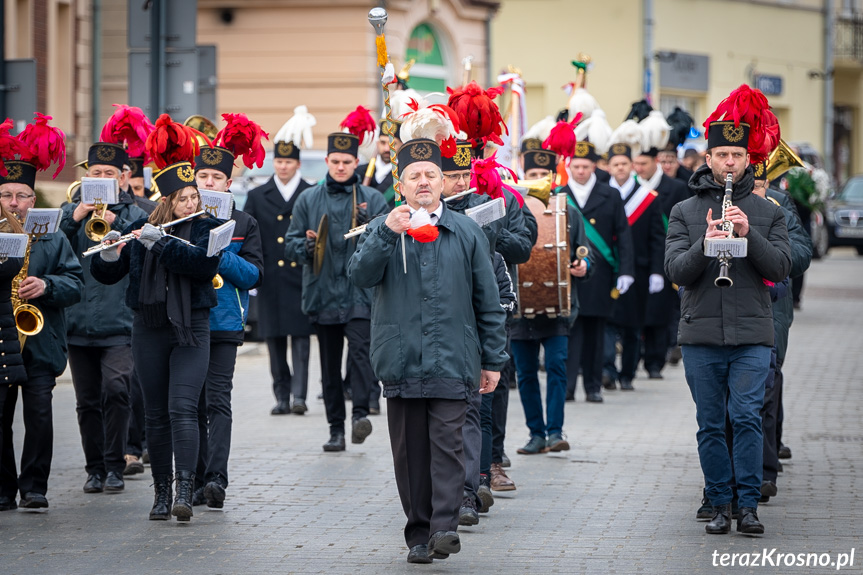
[0,249,861,574]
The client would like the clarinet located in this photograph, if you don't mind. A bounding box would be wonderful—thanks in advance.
[714,173,734,288]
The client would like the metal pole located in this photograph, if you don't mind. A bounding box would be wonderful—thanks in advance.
[824,0,835,183]
[643,0,654,103]
[149,0,162,119]
[0,0,6,122]
[92,0,102,142]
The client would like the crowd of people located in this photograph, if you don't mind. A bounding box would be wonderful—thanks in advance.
[0,68,813,562]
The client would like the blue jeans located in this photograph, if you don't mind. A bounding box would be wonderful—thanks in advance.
[682,344,770,509]
[512,336,568,438]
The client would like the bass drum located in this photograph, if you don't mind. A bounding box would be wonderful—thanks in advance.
[516,193,571,318]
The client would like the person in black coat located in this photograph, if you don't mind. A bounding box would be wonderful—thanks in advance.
[602,144,666,391]
[91,140,221,523]
[244,140,315,415]
[560,141,635,403]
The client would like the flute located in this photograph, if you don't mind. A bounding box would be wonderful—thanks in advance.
[82,210,206,257]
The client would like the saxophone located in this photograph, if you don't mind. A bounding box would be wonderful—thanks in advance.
[11,235,45,348]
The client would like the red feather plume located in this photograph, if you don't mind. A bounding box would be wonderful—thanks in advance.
[100,104,155,160]
[470,152,523,208]
[145,114,202,169]
[0,118,29,178]
[542,113,583,158]
[446,81,507,147]
[17,113,66,179]
[703,84,776,163]
[214,113,269,169]
[339,106,376,146]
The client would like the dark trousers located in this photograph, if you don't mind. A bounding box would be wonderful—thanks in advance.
[266,335,310,404]
[513,336,568,438]
[132,312,210,476]
[567,315,606,397]
[197,342,238,487]
[642,323,668,373]
[388,397,467,548]
[761,368,783,483]
[480,392,493,476]
[67,344,133,476]
[126,368,146,457]
[314,320,373,433]
[490,327,512,463]
[462,390,482,503]
[603,323,641,381]
[0,375,56,498]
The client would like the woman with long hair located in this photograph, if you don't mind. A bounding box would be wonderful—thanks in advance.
[91,116,221,521]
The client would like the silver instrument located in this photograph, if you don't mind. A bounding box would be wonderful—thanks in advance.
[703,173,747,287]
[82,210,207,257]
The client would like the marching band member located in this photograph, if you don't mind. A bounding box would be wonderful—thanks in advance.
[0,115,83,510]
[91,115,221,522]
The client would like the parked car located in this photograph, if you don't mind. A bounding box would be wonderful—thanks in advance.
[825,175,863,255]
[230,149,329,210]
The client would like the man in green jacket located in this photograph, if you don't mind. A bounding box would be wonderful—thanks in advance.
[348,139,508,564]
[284,131,389,452]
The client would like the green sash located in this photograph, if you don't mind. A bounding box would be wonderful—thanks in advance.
[561,188,619,273]
[662,213,669,234]
[383,184,396,206]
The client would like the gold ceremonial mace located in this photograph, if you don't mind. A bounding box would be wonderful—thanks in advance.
[368,7,407,273]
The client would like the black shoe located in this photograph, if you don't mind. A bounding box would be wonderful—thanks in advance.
[172,471,195,522]
[368,399,380,415]
[777,444,792,459]
[149,474,173,520]
[648,370,663,379]
[696,490,713,520]
[104,471,125,492]
[585,392,604,403]
[123,454,145,476]
[351,417,372,444]
[0,495,18,511]
[501,452,511,468]
[291,400,308,415]
[141,449,150,465]
[428,530,460,559]
[204,481,226,509]
[477,475,494,513]
[761,480,778,498]
[737,507,765,534]
[458,495,479,526]
[619,378,635,391]
[323,431,346,452]
[777,462,784,473]
[407,544,433,564]
[565,392,575,402]
[270,401,291,415]
[20,492,49,509]
[759,495,770,503]
[83,474,104,493]
[602,374,616,390]
[192,486,206,506]
[705,503,731,534]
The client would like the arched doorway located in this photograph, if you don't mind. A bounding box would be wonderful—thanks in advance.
[405,23,449,93]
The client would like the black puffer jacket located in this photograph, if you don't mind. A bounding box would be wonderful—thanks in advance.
[0,258,27,385]
[664,164,791,347]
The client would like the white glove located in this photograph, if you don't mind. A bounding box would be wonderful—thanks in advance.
[648,273,665,294]
[98,231,123,262]
[616,275,635,295]
[137,223,164,250]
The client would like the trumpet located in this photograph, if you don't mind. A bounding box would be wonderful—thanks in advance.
[85,200,111,242]
[82,210,207,257]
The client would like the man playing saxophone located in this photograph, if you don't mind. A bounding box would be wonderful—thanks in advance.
[664,86,790,536]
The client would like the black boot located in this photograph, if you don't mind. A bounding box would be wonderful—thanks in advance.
[149,474,173,521]
[737,507,765,534]
[705,503,732,534]
[172,471,195,522]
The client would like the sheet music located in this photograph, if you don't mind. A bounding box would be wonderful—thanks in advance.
[143,167,153,191]
[704,237,748,258]
[80,177,119,205]
[24,208,62,235]
[0,233,29,258]
[198,189,234,220]
[207,219,236,258]
[465,197,506,227]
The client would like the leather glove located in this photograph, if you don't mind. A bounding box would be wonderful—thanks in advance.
[99,231,123,262]
[648,274,665,294]
[137,223,164,250]
[616,275,635,295]
[355,206,370,226]
[305,236,316,259]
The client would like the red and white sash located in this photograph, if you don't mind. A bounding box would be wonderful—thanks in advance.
[624,185,658,226]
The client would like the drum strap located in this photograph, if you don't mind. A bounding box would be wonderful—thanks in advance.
[566,195,619,273]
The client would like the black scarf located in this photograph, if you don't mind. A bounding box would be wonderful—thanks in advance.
[139,220,199,347]
[325,172,359,192]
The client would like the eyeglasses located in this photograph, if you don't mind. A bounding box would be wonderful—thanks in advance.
[443,172,471,183]
[0,193,36,202]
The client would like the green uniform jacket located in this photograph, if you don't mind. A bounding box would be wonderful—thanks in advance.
[284,175,389,324]
[348,203,509,400]
[22,232,84,378]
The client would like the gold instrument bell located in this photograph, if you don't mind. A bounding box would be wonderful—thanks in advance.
[501,173,557,204]
[85,201,111,242]
[213,274,224,289]
[183,115,219,147]
[765,139,806,182]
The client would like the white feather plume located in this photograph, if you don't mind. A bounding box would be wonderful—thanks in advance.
[399,106,458,146]
[389,89,425,122]
[609,120,644,158]
[567,87,599,122]
[639,110,671,152]
[523,116,556,142]
[574,109,613,155]
[273,105,316,148]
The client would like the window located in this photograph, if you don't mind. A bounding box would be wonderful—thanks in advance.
[405,23,448,93]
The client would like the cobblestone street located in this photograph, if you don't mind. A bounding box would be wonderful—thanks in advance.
[1,249,861,575]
